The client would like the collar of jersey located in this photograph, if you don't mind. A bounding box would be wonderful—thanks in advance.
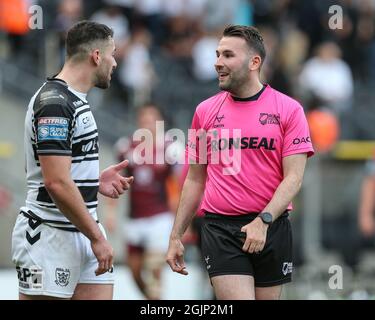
[47,76,68,87]
[231,84,267,102]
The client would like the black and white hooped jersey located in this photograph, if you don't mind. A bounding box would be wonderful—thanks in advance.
[21,77,99,226]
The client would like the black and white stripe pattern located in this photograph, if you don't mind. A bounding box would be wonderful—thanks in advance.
[22,79,100,224]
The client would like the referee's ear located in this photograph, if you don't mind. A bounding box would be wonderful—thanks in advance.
[249,55,262,72]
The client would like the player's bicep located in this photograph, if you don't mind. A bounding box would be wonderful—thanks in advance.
[39,155,72,184]
[282,153,307,181]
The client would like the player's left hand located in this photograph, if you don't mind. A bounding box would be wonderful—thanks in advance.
[240,218,268,254]
[99,160,134,198]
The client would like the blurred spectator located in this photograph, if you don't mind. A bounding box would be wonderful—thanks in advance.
[298,41,353,113]
[0,0,29,35]
[90,2,130,58]
[233,0,253,26]
[202,0,240,31]
[55,0,83,33]
[163,0,206,19]
[55,0,83,63]
[258,25,293,94]
[191,29,219,82]
[118,26,155,107]
[296,0,334,54]
[1,2,374,139]
[105,104,182,300]
[306,108,340,154]
[0,0,30,55]
[133,0,165,45]
[358,156,375,239]
[0,185,11,215]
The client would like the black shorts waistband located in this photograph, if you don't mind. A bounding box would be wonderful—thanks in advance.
[204,211,289,221]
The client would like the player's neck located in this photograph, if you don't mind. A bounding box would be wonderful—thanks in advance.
[56,62,93,94]
[230,79,264,99]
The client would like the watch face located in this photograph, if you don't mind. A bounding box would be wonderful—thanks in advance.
[261,212,272,224]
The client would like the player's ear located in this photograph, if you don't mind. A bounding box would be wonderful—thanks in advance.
[249,55,261,71]
[91,49,101,66]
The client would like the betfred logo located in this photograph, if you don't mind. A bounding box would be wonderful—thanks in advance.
[38,117,68,125]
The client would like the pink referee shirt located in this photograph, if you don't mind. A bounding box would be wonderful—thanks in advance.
[187,84,314,215]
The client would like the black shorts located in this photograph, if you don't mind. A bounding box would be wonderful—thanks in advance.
[200,211,293,287]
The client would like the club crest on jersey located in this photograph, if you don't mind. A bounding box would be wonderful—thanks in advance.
[55,267,70,286]
[37,117,69,141]
[259,113,280,125]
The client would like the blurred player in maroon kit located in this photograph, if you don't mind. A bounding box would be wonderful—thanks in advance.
[106,104,182,299]
[359,151,375,238]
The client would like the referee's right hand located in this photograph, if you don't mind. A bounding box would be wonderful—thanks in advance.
[166,238,189,275]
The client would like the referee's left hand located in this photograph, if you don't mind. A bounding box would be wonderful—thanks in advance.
[240,218,269,254]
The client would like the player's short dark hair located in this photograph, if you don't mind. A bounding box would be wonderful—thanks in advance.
[223,25,266,65]
[66,20,114,60]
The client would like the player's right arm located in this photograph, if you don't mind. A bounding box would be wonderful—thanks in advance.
[39,155,113,276]
[166,163,206,275]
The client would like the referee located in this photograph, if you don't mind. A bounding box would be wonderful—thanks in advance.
[166,25,314,300]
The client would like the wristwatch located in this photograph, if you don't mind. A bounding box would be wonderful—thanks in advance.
[258,212,273,225]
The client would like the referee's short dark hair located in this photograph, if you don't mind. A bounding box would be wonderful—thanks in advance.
[66,20,114,61]
[223,25,266,65]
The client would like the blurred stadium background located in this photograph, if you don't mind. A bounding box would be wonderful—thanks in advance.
[2,0,375,300]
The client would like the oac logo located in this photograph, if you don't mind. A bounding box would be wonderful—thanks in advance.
[55,268,70,287]
[293,137,311,145]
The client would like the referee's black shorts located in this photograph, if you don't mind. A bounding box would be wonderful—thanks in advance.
[200,211,293,287]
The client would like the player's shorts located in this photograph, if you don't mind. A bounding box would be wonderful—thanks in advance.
[124,212,173,254]
[11,212,114,299]
[201,211,293,287]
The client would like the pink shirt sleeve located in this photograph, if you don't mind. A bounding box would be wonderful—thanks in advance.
[282,103,314,158]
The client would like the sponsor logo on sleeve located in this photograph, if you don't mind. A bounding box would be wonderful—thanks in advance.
[37,117,69,141]
[293,137,311,145]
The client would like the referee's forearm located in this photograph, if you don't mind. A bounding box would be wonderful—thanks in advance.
[263,174,302,220]
[170,179,204,240]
